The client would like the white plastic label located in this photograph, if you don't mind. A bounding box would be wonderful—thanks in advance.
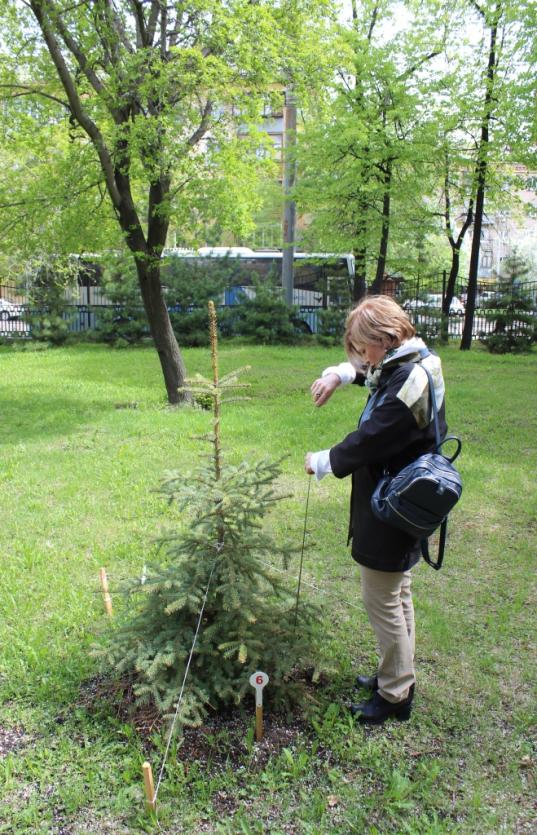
[249,671,269,706]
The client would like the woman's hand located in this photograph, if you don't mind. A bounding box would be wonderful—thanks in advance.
[310,372,340,407]
[304,453,314,475]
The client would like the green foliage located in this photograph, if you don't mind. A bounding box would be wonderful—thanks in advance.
[92,257,310,347]
[99,455,319,723]
[94,254,241,346]
[295,5,447,285]
[164,255,243,347]
[233,279,304,344]
[479,254,537,353]
[23,258,78,345]
[0,0,330,256]
[163,256,237,308]
[316,306,348,346]
[0,0,333,397]
[91,257,148,345]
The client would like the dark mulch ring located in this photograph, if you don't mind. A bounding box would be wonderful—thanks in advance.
[0,724,30,758]
[78,669,334,773]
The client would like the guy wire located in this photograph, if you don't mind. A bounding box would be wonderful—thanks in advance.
[294,476,311,628]
[152,552,220,806]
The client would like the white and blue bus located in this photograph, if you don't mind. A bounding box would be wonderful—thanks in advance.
[163,246,355,332]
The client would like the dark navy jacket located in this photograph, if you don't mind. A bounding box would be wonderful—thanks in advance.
[329,353,447,572]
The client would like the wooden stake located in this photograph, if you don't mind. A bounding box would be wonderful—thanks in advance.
[99,567,113,617]
[255,704,264,742]
[142,761,156,812]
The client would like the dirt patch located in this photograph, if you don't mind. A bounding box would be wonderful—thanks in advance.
[78,674,323,772]
[0,725,30,758]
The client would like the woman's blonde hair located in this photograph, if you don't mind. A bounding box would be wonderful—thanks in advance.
[344,296,415,362]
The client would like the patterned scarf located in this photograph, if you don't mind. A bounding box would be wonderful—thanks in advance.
[365,337,427,393]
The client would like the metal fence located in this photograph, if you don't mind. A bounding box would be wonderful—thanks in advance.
[2,278,536,341]
[396,275,537,342]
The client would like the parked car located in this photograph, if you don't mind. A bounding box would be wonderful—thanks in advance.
[0,299,21,320]
[476,291,501,307]
[403,294,465,316]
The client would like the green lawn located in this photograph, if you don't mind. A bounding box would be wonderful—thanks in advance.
[0,342,535,834]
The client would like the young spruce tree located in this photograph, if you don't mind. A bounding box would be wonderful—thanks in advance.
[99,302,319,725]
[480,253,536,353]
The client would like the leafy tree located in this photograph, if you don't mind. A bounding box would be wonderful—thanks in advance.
[459,0,536,349]
[97,302,320,724]
[295,0,446,300]
[0,0,329,402]
[460,1,504,349]
[438,136,474,324]
[163,255,243,347]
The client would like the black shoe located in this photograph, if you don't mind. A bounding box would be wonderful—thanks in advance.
[350,691,413,724]
[354,673,378,691]
[351,683,415,714]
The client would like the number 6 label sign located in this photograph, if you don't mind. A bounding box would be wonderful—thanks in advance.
[249,671,269,740]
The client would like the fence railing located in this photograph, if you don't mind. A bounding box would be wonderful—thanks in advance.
[1,278,536,340]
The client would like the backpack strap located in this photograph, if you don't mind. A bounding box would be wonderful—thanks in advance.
[421,519,447,570]
[422,365,442,450]
[421,365,449,571]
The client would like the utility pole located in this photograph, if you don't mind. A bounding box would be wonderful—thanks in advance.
[282,85,297,305]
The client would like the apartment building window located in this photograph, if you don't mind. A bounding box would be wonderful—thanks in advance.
[481,249,493,269]
[270,134,283,163]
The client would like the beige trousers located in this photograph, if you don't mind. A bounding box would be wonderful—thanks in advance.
[359,565,416,704]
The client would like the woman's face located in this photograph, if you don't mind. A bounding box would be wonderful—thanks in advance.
[358,341,388,368]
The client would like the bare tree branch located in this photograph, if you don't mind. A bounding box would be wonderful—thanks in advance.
[0,179,104,209]
[159,0,167,59]
[47,3,108,96]
[29,0,122,208]
[146,0,161,47]
[399,50,442,81]
[186,98,213,147]
[470,0,485,18]
[0,84,71,110]
[129,0,148,46]
[367,4,379,42]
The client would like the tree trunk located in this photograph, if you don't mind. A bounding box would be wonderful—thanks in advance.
[353,244,367,302]
[370,161,392,294]
[137,263,190,405]
[440,249,461,343]
[119,175,190,405]
[444,248,461,315]
[461,6,500,350]
[461,181,486,350]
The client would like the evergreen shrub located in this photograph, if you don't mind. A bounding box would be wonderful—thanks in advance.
[23,259,76,345]
[479,254,537,354]
[316,307,348,346]
[97,303,320,725]
[92,257,148,344]
[94,254,242,346]
[233,278,304,344]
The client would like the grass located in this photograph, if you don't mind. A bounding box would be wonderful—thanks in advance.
[0,341,535,834]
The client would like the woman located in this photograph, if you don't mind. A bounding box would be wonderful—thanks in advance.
[305,296,447,724]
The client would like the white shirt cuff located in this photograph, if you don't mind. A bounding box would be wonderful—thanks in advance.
[322,362,356,385]
[309,449,332,481]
